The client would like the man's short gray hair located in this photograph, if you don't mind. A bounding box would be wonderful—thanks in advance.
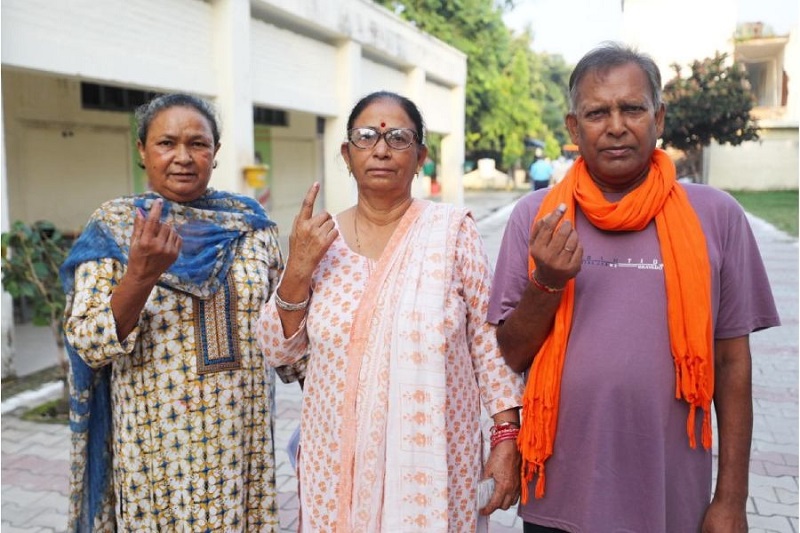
[568,42,662,113]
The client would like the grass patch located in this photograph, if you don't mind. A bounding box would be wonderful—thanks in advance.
[20,397,70,425]
[3,365,69,424]
[1,364,65,401]
[726,190,798,237]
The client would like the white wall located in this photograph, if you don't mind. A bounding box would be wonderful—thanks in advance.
[707,128,799,190]
[1,0,217,95]
[250,20,340,116]
[2,73,134,232]
[252,0,466,87]
[268,112,320,250]
[361,58,409,96]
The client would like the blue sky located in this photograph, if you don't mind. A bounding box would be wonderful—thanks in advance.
[504,0,799,64]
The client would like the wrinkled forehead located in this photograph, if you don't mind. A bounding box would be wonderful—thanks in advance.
[575,63,655,106]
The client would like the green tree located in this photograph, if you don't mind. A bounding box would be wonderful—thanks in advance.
[533,52,572,152]
[2,220,72,412]
[479,33,550,167]
[662,52,759,179]
[374,0,572,171]
[522,42,572,165]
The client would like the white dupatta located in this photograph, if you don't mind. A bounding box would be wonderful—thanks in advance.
[335,200,467,532]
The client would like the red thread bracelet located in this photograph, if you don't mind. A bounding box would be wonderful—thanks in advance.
[530,270,565,294]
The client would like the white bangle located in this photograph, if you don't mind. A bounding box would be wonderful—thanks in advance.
[274,290,310,312]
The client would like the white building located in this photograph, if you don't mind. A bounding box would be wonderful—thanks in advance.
[0,0,467,378]
[621,0,799,190]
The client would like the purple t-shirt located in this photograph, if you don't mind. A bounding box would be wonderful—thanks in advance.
[488,184,780,532]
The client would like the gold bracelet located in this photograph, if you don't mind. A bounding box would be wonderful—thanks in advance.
[274,290,310,312]
[529,270,565,294]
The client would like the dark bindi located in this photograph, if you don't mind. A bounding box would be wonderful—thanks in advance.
[381,121,386,128]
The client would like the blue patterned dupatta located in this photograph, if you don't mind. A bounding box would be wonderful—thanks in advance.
[59,189,274,531]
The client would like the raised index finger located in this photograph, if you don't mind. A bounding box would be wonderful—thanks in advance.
[532,202,567,239]
[298,182,320,220]
[544,203,567,227]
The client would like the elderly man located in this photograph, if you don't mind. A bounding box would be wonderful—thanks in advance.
[488,42,780,533]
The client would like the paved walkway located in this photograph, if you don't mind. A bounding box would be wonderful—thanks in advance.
[2,190,797,532]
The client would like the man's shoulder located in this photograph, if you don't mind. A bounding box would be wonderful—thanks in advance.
[680,182,742,212]
[509,189,549,224]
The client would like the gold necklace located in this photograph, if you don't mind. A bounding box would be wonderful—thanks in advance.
[354,211,375,275]
[354,211,361,252]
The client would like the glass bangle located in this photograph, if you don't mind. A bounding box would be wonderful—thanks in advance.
[274,291,309,312]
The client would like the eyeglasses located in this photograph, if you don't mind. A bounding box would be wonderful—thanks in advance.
[347,127,418,150]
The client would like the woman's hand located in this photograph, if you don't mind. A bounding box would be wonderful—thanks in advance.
[273,183,338,338]
[282,182,338,297]
[479,439,521,515]
[529,203,582,289]
[111,199,181,341]
[126,199,182,284]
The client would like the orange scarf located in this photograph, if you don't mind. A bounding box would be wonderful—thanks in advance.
[520,149,714,503]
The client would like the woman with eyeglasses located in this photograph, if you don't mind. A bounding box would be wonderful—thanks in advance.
[256,91,524,531]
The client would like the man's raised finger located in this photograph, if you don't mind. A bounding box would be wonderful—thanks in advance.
[543,203,567,228]
[531,203,568,242]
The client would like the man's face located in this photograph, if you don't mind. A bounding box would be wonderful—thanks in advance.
[565,62,665,192]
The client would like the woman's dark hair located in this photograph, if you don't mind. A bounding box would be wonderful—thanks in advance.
[346,91,425,144]
[568,41,662,113]
[135,93,221,145]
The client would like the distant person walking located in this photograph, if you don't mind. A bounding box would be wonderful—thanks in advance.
[530,157,554,190]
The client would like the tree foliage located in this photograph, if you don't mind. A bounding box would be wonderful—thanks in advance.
[2,219,72,377]
[1,220,69,331]
[662,53,760,153]
[373,0,570,168]
[2,220,72,407]
[525,44,572,162]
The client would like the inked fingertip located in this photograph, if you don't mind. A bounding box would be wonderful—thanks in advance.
[557,203,567,213]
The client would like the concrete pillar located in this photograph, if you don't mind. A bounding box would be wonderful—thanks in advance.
[405,67,426,110]
[440,84,465,207]
[324,40,361,214]
[404,67,430,199]
[211,0,256,196]
[1,90,17,378]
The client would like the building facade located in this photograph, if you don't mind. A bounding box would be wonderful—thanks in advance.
[0,0,467,377]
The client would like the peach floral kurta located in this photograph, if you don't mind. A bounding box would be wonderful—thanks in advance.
[257,200,523,532]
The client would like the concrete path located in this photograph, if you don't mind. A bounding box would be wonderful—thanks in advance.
[2,190,796,532]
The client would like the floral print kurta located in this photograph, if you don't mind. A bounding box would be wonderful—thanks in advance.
[65,219,287,531]
[257,201,523,532]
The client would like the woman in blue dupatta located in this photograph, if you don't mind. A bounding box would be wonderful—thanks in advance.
[61,93,302,532]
